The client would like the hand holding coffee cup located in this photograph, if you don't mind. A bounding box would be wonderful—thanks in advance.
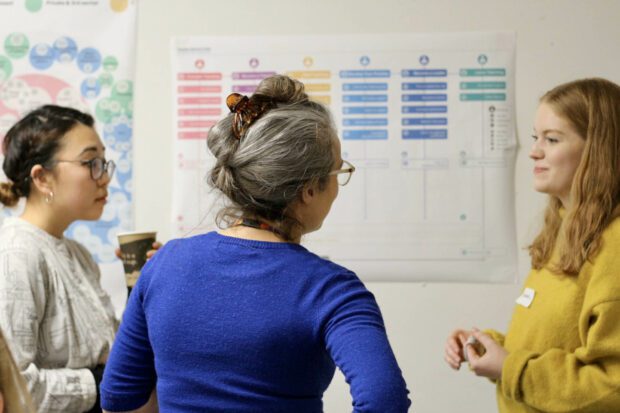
[114,242,162,261]
[117,231,158,298]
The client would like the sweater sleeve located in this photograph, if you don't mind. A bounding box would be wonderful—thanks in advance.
[500,222,620,412]
[100,268,157,412]
[320,271,411,413]
[500,299,620,411]
[484,329,505,347]
[0,248,97,413]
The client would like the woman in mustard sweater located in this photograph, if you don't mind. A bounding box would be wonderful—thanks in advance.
[445,77,620,412]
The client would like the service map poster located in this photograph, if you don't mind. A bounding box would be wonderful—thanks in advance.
[171,32,518,282]
[0,0,137,267]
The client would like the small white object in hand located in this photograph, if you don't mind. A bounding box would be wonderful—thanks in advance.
[463,335,479,362]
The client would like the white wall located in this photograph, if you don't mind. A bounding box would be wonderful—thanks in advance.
[131,1,620,411]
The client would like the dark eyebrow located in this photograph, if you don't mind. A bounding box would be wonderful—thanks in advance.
[78,146,106,156]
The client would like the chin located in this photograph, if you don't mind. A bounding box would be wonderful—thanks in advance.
[302,222,322,237]
[310,222,324,233]
[84,208,105,221]
[532,182,549,194]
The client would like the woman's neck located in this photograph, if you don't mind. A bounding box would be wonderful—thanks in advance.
[221,217,302,244]
[20,200,69,239]
[220,225,288,243]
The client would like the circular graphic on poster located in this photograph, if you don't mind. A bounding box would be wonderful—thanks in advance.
[4,33,30,59]
[54,36,78,63]
[29,43,55,70]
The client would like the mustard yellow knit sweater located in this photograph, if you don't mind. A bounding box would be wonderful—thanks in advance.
[488,217,620,412]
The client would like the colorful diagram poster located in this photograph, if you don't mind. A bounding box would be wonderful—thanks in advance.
[171,32,517,282]
[0,0,137,267]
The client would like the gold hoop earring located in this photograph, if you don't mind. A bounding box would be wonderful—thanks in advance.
[44,191,54,204]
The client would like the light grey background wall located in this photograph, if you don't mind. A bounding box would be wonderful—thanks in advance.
[130,1,620,411]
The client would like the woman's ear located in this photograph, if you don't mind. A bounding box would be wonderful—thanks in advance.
[300,181,317,205]
[30,164,53,195]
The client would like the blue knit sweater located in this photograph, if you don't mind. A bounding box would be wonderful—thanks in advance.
[100,232,410,412]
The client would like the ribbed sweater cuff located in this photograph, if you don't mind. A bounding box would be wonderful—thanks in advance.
[484,329,505,347]
[500,348,537,402]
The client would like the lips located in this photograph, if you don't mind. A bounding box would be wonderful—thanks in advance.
[533,167,548,174]
[95,193,108,203]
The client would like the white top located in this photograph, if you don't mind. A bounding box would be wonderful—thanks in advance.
[0,217,118,412]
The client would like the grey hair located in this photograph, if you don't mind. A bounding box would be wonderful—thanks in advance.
[207,75,337,239]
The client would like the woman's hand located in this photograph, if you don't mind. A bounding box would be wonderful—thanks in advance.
[444,328,473,370]
[115,242,163,261]
[466,328,508,380]
[145,242,162,260]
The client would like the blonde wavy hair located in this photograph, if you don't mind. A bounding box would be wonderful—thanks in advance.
[529,78,620,275]
[0,328,35,413]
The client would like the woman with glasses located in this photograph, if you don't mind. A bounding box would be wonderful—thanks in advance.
[101,75,410,413]
[0,105,119,412]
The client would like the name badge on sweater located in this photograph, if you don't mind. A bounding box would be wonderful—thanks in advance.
[516,287,535,308]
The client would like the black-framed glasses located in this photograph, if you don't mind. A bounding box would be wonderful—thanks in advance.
[328,159,355,186]
[54,157,116,180]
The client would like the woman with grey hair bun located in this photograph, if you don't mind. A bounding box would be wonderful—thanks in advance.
[101,74,411,413]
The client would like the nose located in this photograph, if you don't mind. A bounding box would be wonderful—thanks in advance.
[97,161,115,186]
[529,138,543,160]
[97,170,112,186]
